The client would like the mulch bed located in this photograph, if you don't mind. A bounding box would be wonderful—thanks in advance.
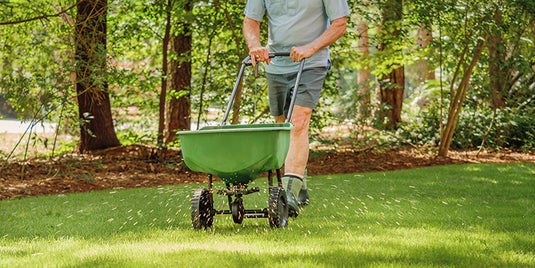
[1,145,533,200]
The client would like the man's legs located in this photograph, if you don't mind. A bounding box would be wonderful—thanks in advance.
[267,67,328,214]
[276,105,312,214]
[276,105,312,177]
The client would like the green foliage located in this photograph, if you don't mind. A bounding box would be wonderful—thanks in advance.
[0,1,79,137]
[398,101,535,151]
[47,139,78,157]
[397,108,442,147]
[116,129,156,146]
[1,0,534,153]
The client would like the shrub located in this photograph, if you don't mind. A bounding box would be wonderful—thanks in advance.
[398,105,535,151]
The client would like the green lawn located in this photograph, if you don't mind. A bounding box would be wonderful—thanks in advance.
[1,163,534,267]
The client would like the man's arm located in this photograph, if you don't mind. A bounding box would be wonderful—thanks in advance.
[243,16,270,66]
[290,16,347,62]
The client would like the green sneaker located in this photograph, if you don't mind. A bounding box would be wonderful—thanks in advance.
[298,188,309,206]
[281,175,303,216]
[298,169,310,206]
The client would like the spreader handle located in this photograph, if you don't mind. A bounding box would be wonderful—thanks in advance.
[285,59,305,123]
[222,53,305,125]
[241,52,292,66]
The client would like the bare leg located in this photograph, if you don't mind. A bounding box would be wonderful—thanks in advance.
[276,105,312,177]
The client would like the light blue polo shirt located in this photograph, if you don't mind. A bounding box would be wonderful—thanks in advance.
[245,0,350,74]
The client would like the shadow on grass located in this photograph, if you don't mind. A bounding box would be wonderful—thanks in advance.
[65,240,527,267]
[0,163,533,266]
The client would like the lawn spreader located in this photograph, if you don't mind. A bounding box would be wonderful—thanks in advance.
[178,53,304,229]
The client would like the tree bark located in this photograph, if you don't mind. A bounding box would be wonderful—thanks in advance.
[378,66,404,130]
[75,0,120,151]
[377,0,404,130]
[158,0,172,147]
[356,21,371,120]
[165,0,192,144]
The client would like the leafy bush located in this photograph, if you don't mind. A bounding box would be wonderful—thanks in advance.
[501,107,535,151]
[116,129,156,146]
[397,102,443,146]
[398,104,535,151]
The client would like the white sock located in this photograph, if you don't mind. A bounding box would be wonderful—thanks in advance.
[284,173,303,180]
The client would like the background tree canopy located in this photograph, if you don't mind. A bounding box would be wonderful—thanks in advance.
[1,0,534,158]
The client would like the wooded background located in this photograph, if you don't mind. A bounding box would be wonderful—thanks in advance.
[1,0,534,158]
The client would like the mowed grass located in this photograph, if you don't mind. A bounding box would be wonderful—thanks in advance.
[0,163,533,267]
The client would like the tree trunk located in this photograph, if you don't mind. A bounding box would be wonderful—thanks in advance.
[165,0,192,144]
[488,6,506,109]
[438,39,486,157]
[416,24,435,83]
[377,0,404,130]
[158,0,172,148]
[75,0,120,151]
[378,67,404,130]
[356,21,371,121]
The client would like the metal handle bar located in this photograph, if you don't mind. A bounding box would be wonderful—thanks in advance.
[241,52,290,66]
[222,53,305,125]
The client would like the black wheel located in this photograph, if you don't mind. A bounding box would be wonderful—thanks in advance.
[191,188,213,229]
[231,197,245,224]
[268,187,288,228]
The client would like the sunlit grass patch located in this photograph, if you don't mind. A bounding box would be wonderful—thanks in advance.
[0,163,533,267]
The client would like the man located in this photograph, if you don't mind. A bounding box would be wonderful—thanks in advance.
[243,0,350,215]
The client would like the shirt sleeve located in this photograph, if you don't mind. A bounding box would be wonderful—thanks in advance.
[324,0,351,21]
[244,0,266,21]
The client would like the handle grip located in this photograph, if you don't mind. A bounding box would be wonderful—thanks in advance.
[242,52,292,66]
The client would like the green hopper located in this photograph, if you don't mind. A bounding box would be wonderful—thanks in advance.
[178,123,292,185]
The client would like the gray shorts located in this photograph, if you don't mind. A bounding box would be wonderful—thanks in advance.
[266,66,329,118]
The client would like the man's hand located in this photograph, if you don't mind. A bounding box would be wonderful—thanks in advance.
[290,16,347,62]
[243,17,270,67]
[249,46,271,67]
[290,45,316,62]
